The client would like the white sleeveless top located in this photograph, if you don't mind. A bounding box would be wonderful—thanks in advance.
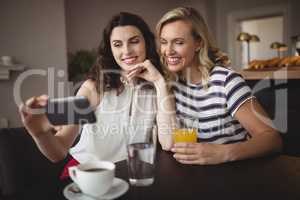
[69,85,157,163]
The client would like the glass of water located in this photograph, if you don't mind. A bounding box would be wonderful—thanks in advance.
[126,125,157,186]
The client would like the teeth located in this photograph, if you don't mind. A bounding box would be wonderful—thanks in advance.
[168,58,179,62]
[123,57,137,64]
[167,57,181,64]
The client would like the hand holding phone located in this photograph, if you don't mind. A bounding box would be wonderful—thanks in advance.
[46,96,96,125]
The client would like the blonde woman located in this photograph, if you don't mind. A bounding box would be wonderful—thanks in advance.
[156,7,282,165]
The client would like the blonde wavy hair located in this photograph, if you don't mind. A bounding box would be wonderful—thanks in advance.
[156,7,230,85]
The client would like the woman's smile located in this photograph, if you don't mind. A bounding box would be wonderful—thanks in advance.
[166,56,182,65]
[122,56,139,65]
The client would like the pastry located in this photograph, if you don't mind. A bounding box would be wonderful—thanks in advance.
[265,57,282,68]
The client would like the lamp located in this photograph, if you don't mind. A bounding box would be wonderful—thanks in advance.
[270,42,287,58]
[250,35,260,42]
[237,32,251,42]
[237,32,260,64]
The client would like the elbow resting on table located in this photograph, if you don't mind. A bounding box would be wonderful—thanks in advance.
[160,138,173,151]
[158,129,173,151]
[262,129,283,154]
[225,130,283,162]
[159,136,173,151]
[272,131,283,153]
[161,144,172,151]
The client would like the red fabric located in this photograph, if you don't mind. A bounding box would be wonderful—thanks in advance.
[60,158,80,180]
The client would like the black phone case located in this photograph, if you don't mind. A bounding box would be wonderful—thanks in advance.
[46,96,96,125]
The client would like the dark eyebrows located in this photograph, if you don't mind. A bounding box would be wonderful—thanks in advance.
[111,35,140,43]
[129,35,140,40]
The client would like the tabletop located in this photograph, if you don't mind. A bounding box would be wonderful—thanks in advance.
[57,148,300,200]
[113,149,300,200]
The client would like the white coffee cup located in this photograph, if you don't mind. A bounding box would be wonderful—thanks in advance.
[1,56,13,66]
[68,161,115,197]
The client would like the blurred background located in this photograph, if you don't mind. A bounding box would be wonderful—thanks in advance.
[0,0,299,128]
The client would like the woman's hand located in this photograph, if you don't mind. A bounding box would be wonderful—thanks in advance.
[19,95,57,138]
[126,59,163,83]
[171,142,228,165]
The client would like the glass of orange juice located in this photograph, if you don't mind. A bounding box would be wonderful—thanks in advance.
[173,128,197,143]
[173,117,198,143]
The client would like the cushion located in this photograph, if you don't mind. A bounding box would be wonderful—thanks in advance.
[0,127,67,196]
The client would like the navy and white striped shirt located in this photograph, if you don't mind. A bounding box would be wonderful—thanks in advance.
[172,66,253,144]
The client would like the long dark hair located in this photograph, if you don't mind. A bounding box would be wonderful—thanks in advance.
[87,12,163,94]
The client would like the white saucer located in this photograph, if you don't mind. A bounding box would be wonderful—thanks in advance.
[63,178,129,200]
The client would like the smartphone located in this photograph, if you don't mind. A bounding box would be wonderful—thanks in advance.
[46,96,96,125]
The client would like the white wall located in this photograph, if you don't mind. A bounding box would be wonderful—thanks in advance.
[0,0,68,127]
[241,16,283,65]
[215,0,300,68]
[65,0,212,53]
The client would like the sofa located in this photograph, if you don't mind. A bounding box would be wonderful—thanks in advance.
[0,127,70,200]
[247,79,300,157]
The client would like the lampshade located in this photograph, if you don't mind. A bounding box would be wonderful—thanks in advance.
[279,44,288,52]
[250,35,260,42]
[270,42,282,49]
[237,32,251,41]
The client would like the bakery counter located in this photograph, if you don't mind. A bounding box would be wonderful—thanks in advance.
[237,66,300,80]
